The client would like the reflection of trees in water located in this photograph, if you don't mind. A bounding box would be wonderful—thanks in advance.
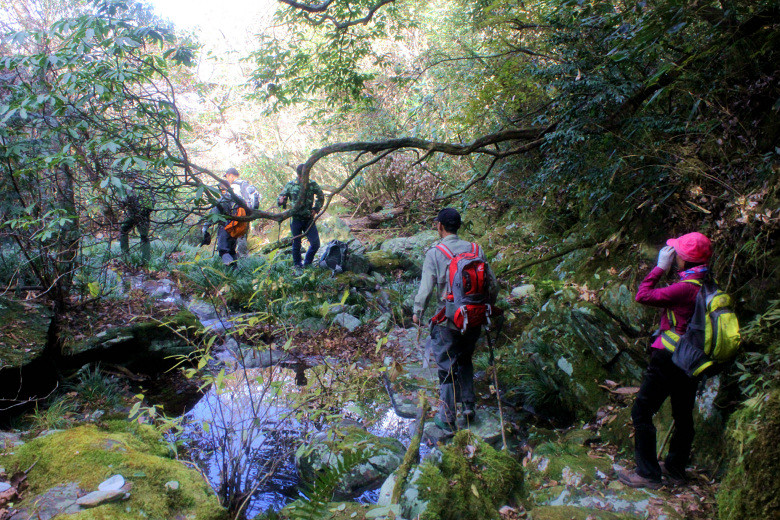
[183,366,311,517]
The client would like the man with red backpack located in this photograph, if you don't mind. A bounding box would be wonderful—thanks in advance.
[413,208,498,433]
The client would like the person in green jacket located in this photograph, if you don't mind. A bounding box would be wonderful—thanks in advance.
[277,165,324,268]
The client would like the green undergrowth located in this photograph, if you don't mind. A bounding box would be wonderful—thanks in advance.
[718,389,780,520]
[3,420,225,520]
[416,430,524,520]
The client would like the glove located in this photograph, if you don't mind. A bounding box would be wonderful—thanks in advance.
[657,245,676,271]
[201,230,212,246]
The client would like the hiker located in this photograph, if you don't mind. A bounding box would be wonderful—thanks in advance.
[277,164,324,269]
[119,177,154,263]
[618,232,713,489]
[202,180,242,266]
[412,208,497,433]
[225,167,259,256]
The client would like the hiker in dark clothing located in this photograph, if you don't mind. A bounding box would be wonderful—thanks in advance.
[119,179,154,263]
[277,165,324,269]
[202,180,239,266]
[412,208,497,433]
[618,232,713,489]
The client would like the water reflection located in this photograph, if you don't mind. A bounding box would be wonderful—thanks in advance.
[180,366,422,518]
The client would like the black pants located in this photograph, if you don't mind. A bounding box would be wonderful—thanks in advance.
[217,226,237,264]
[291,217,320,267]
[632,348,699,480]
[429,324,480,422]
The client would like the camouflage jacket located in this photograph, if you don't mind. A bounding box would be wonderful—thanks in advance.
[123,185,154,216]
[279,179,324,220]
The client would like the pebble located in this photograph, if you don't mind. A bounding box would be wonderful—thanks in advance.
[164,481,179,491]
[0,482,11,493]
[98,474,125,492]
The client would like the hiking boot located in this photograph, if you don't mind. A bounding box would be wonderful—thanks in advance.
[617,469,662,490]
[433,416,456,435]
[659,462,687,486]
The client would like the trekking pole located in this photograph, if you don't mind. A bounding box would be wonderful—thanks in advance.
[658,419,675,460]
[486,324,508,451]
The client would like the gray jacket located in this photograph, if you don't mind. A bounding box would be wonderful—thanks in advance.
[413,234,498,327]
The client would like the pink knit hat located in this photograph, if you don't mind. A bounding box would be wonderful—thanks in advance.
[666,232,712,263]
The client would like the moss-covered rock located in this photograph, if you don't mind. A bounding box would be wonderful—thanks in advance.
[0,296,52,368]
[296,425,406,500]
[3,421,225,519]
[525,433,611,489]
[278,500,373,519]
[62,310,201,360]
[365,250,410,274]
[528,505,638,520]
[415,430,524,520]
[379,231,438,266]
[718,390,780,519]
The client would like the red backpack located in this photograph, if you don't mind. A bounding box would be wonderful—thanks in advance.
[431,242,494,331]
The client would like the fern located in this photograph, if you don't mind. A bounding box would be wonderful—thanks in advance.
[291,447,370,520]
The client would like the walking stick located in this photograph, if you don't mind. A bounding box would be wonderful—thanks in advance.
[486,323,508,451]
[658,419,675,460]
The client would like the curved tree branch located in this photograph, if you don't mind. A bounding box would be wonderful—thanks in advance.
[279,0,396,29]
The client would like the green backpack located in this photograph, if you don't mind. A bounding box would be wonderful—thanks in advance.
[661,279,741,377]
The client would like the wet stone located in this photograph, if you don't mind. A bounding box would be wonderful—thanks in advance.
[98,474,125,492]
[0,431,24,448]
[9,482,83,520]
[76,487,127,507]
[333,313,362,332]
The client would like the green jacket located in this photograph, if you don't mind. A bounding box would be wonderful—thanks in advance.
[279,179,324,220]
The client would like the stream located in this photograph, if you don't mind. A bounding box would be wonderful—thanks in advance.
[176,297,424,517]
[177,364,421,517]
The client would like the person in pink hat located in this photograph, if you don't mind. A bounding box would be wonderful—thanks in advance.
[618,232,713,489]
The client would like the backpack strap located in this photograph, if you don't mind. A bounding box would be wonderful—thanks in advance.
[436,243,454,259]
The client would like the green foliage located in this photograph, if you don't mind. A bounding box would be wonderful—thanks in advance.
[734,300,780,398]
[249,0,415,116]
[0,0,197,306]
[416,430,524,520]
[23,396,77,432]
[66,363,123,409]
[291,446,370,520]
[718,390,780,519]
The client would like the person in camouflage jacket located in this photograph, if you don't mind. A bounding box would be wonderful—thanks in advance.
[277,165,324,268]
[120,178,154,263]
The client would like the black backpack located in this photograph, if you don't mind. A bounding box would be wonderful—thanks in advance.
[319,240,349,272]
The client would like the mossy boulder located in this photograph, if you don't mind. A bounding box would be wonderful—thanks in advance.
[525,432,611,489]
[296,425,406,500]
[278,500,373,519]
[379,231,438,265]
[62,310,201,361]
[528,505,638,520]
[528,482,684,519]
[514,290,643,424]
[365,250,411,274]
[3,421,225,519]
[415,430,524,520]
[0,297,52,368]
[717,390,780,520]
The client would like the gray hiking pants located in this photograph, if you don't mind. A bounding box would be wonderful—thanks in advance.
[429,324,480,422]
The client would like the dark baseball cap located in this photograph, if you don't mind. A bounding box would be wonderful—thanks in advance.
[433,208,461,228]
